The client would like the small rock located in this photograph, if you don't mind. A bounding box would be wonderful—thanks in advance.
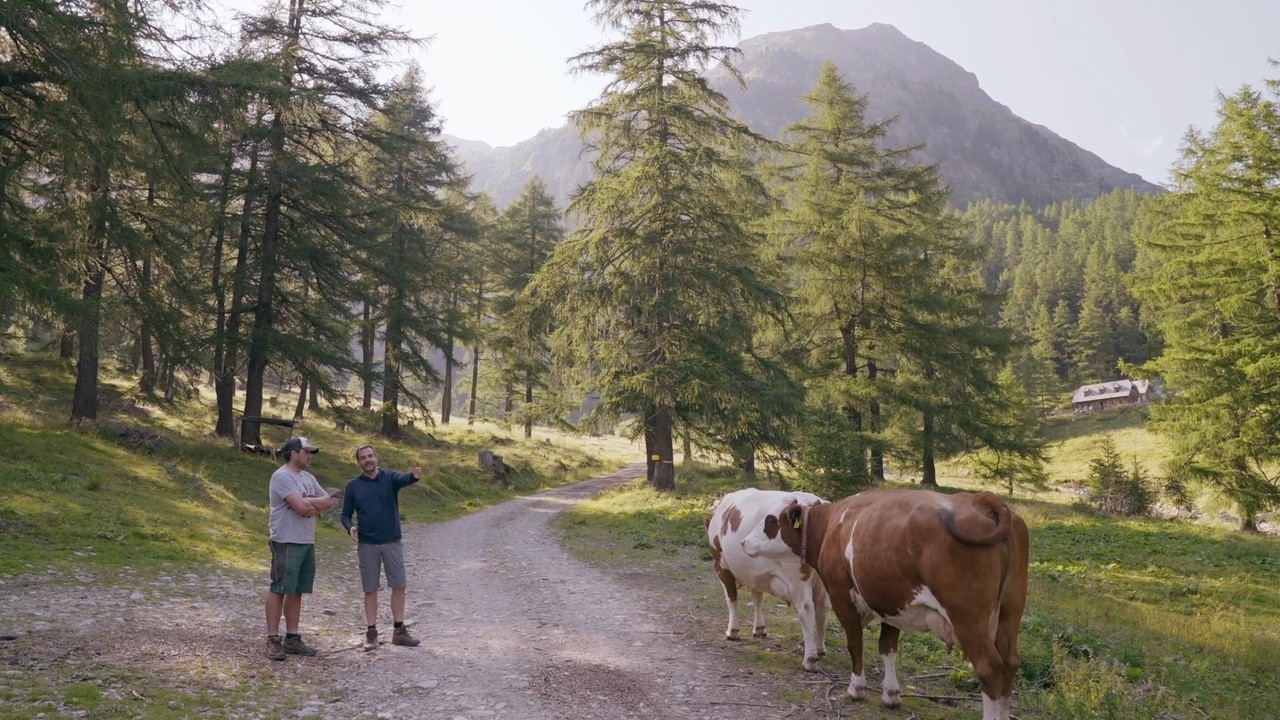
[414,679,439,690]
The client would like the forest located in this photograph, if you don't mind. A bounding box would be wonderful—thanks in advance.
[3,0,1280,529]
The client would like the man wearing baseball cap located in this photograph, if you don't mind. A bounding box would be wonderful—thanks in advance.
[264,436,338,660]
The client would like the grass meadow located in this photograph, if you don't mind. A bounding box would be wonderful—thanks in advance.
[1,349,1277,719]
[557,416,1280,719]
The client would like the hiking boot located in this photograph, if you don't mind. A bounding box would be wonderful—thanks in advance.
[392,625,420,647]
[363,627,378,651]
[266,635,286,661]
[283,634,318,656]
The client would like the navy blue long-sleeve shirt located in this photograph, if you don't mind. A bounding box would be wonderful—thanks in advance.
[340,469,419,544]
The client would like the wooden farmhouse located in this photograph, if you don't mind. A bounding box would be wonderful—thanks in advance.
[1071,379,1156,414]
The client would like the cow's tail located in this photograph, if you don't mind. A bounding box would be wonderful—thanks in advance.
[941,492,1012,546]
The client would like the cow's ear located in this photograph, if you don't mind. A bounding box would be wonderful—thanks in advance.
[788,504,803,530]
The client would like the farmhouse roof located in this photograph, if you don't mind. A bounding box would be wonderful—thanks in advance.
[1072,379,1143,404]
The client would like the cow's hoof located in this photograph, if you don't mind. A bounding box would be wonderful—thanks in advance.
[725,629,740,641]
[752,627,767,638]
[881,691,901,708]
[802,657,821,671]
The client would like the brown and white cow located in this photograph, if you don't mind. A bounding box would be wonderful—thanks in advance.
[706,488,830,670]
[743,489,1029,720]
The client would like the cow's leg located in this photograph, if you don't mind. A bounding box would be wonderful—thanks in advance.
[749,589,767,637]
[796,582,822,671]
[712,551,741,640]
[878,623,902,708]
[813,582,829,657]
[955,622,1009,720]
[994,601,1022,718]
[828,595,866,700]
[995,529,1029,718]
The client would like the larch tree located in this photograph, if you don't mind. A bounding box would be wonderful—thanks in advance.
[1134,78,1280,531]
[236,0,412,445]
[493,177,563,438]
[360,66,469,439]
[767,61,936,490]
[534,0,779,489]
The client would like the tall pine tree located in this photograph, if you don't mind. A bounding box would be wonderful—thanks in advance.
[535,0,779,489]
[1134,77,1280,530]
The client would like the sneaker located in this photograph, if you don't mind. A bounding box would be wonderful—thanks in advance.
[363,627,378,651]
[392,625,420,647]
[266,635,286,661]
[283,634,318,656]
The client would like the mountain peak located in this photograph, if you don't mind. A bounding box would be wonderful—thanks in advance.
[454,24,1157,209]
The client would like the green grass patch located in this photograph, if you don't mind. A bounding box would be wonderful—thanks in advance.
[0,353,637,579]
[0,666,288,720]
[1039,407,1172,485]
[558,458,1280,719]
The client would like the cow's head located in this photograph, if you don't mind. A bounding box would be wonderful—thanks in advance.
[741,500,805,559]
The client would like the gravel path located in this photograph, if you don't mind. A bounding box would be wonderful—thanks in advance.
[0,465,819,719]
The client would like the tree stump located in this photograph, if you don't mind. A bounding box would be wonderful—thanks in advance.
[478,450,514,487]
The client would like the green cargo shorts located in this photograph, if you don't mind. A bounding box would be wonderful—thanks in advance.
[269,541,316,595]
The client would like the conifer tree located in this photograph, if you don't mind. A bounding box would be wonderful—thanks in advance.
[493,177,563,437]
[535,0,780,489]
[236,0,413,445]
[360,66,469,438]
[1134,77,1280,530]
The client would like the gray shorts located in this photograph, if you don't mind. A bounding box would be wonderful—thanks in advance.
[357,541,406,594]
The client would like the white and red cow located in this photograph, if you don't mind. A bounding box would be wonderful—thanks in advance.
[743,489,1029,720]
[705,488,829,670]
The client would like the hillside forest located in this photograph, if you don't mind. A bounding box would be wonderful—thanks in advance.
[3,1,1280,528]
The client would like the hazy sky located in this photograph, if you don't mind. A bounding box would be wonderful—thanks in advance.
[224,1,1280,186]
[396,0,1280,186]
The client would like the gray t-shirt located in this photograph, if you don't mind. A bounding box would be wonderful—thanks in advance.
[269,465,325,544]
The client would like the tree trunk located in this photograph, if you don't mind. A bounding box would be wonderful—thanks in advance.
[129,332,141,372]
[921,411,938,487]
[840,322,867,482]
[868,359,884,482]
[241,0,300,446]
[139,184,156,394]
[441,336,454,424]
[381,296,403,438]
[139,323,155,393]
[163,362,176,403]
[213,128,260,438]
[60,333,74,360]
[361,300,374,410]
[468,345,480,425]
[651,404,675,490]
[70,162,110,423]
[241,114,286,446]
[70,265,104,422]
[523,378,533,438]
[308,380,318,411]
[294,377,307,420]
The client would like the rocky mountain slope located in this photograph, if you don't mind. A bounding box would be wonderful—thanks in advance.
[451,23,1159,210]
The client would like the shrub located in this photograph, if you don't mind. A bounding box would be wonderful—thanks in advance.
[1086,437,1154,516]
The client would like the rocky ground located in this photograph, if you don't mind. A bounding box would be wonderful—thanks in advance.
[0,465,847,719]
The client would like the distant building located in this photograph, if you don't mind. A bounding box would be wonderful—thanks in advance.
[1071,379,1156,413]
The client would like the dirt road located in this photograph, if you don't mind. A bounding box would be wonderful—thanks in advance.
[0,465,818,719]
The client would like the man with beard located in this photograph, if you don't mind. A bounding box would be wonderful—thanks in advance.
[341,444,423,650]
